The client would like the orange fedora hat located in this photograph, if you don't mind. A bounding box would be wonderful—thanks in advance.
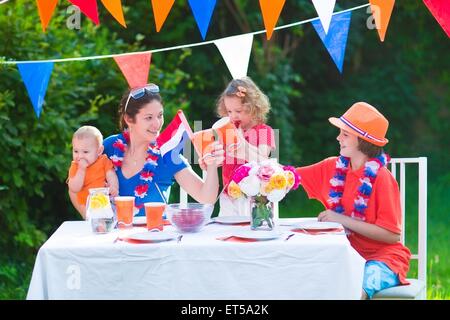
[328,102,389,146]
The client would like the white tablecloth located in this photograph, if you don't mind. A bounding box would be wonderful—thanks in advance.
[27,220,365,300]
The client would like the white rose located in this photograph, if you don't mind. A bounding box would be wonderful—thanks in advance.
[267,189,286,202]
[248,163,259,176]
[239,175,261,196]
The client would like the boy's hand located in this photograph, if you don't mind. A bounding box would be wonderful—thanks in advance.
[317,209,344,224]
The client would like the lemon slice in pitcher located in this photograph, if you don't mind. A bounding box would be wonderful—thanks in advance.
[90,193,109,209]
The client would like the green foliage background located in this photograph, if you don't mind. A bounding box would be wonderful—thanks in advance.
[0,0,448,299]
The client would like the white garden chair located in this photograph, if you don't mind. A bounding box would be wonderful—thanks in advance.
[372,157,427,300]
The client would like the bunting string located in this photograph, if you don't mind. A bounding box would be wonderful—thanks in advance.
[2,1,447,118]
[1,3,370,65]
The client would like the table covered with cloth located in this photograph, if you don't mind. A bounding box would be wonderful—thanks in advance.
[27,220,365,300]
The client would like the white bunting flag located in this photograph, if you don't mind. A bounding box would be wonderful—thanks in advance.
[214,34,253,79]
[312,0,336,34]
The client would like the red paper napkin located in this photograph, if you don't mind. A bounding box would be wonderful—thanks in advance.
[292,228,344,235]
[216,236,257,243]
[117,238,154,244]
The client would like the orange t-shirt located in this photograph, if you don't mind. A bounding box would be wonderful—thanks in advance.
[67,154,114,206]
[296,157,411,284]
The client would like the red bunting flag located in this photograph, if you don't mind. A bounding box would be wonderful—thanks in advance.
[68,0,100,25]
[369,0,395,42]
[152,0,175,32]
[100,0,126,27]
[423,0,450,38]
[259,0,286,40]
[114,53,152,88]
[36,0,59,32]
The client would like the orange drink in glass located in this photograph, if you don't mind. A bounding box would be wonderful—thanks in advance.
[114,196,135,229]
[192,129,215,159]
[212,117,240,152]
[144,202,166,231]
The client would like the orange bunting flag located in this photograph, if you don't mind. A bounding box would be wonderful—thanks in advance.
[36,0,59,32]
[259,0,286,40]
[100,0,126,27]
[68,0,100,25]
[369,0,395,42]
[114,53,152,88]
[152,0,175,32]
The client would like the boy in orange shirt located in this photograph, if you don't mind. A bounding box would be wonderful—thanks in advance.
[296,102,411,299]
[67,126,119,219]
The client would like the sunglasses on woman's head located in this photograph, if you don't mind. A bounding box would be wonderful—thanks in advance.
[124,84,160,112]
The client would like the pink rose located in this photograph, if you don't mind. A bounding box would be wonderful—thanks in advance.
[257,165,275,182]
[283,165,300,190]
[232,164,252,183]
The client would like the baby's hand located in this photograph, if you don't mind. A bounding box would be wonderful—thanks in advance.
[107,183,119,197]
[109,187,119,197]
[77,158,89,170]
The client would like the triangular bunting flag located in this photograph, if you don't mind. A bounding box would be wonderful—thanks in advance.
[151,0,175,32]
[369,0,395,42]
[36,0,59,32]
[311,0,336,34]
[259,0,286,40]
[114,53,152,88]
[312,11,351,73]
[423,0,450,38]
[17,62,54,118]
[214,34,253,79]
[68,0,100,25]
[187,0,217,40]
[100,0,126,27]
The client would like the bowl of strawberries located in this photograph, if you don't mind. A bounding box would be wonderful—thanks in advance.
[166,203,213,233]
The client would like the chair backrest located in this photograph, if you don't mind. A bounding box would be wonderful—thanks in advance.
[389,157,427,285]
[179,170,207,206]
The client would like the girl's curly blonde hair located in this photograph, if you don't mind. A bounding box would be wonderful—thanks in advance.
[216,77,270,124]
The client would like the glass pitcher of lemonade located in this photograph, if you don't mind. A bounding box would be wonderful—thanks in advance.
[86,187,115,234]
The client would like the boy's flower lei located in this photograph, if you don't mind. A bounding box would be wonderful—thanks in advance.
[328,152,390,220]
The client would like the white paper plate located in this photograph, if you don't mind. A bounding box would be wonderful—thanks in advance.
[232,229,283,240]
[292,221,342,230]
[125,231,177,242]
[212,216,251,225]
[133,216,146,225]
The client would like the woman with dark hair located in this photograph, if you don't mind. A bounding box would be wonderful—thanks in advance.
[103,84,224,216]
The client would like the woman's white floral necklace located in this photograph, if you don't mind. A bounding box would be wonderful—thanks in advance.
[328,152,390,220]
[110,130,160,202]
